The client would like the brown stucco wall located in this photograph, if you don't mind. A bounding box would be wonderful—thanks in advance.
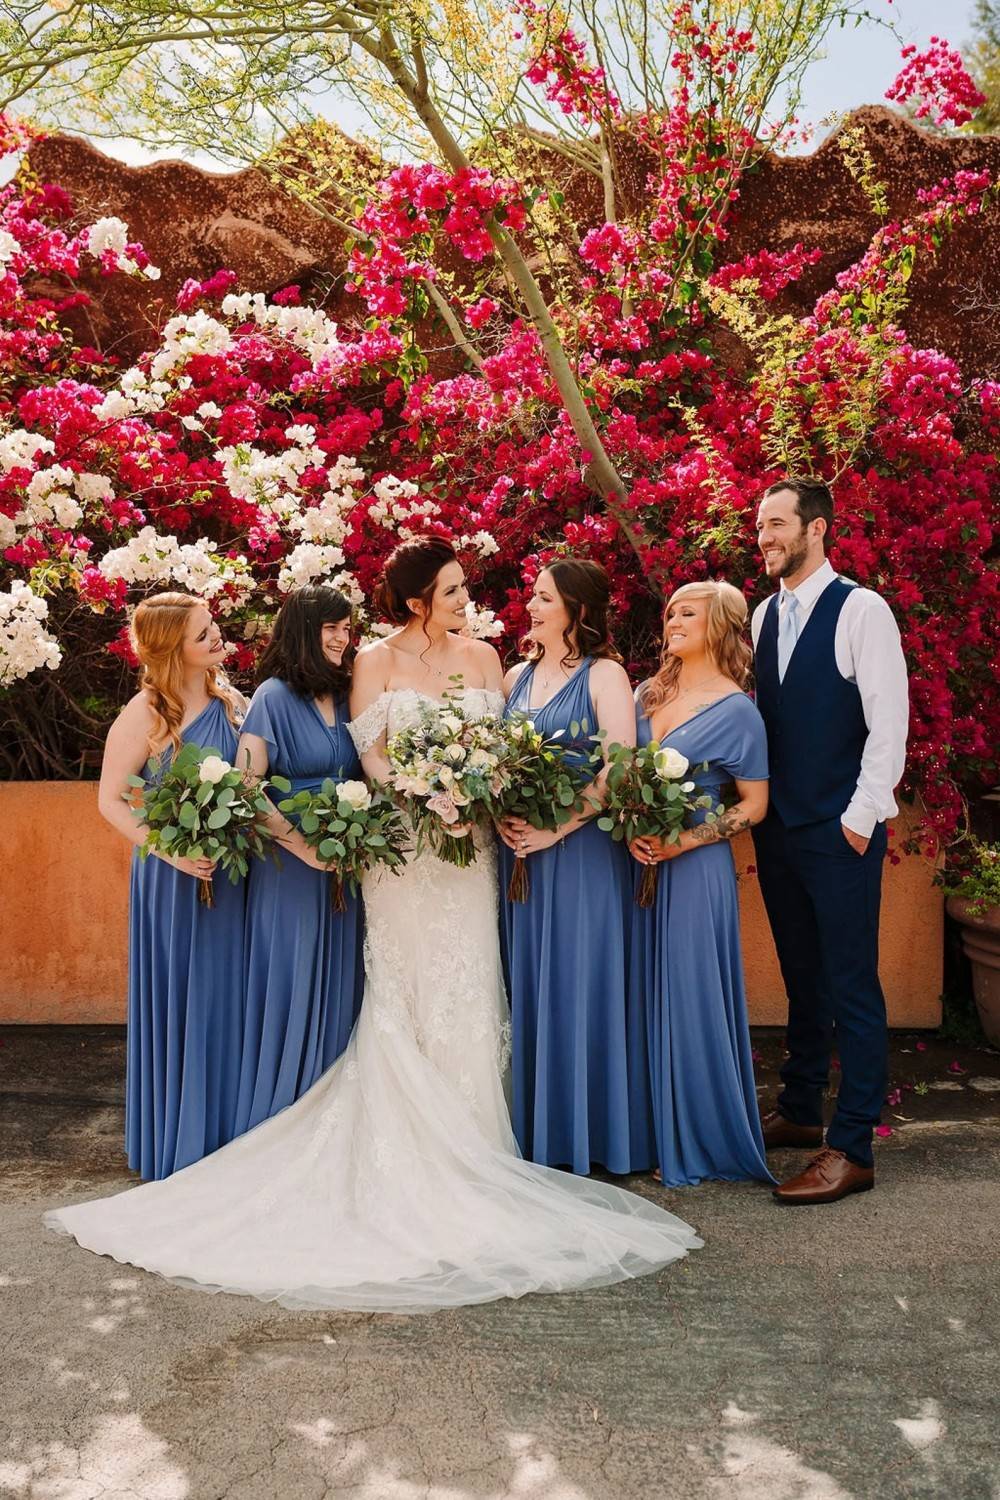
[0,784,941,1026]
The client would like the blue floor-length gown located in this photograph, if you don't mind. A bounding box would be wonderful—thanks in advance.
[234,677,365,1135]
[126,696,246,1181]
[634,691,774,1187]
[500,658,656,1175]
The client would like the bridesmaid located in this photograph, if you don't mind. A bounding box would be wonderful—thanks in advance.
[97,592,247,1180]
[233,585,365,1134]
[499,558,655,1175]
[630,580,773,1187]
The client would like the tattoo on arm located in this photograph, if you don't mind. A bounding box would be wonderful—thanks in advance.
[689,807,752,844]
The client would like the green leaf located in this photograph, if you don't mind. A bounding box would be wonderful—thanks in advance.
[196,780,214,806]
[178,801,199,829]
[207,806,232,830]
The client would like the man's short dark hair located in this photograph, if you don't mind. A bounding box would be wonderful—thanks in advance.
[764,477,834,551]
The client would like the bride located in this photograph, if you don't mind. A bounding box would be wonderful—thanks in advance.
[45,538,701,1312]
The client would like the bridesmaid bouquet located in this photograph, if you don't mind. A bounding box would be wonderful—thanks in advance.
[275,777,409,911]
[596,739,717,908]
[493,715,594,902]
[129,743,276,907]
[386,699,508,868]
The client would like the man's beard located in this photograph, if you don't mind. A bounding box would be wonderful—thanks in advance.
[764,532,810,579]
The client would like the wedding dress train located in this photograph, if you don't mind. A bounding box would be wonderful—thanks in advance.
[45,688,701,1311]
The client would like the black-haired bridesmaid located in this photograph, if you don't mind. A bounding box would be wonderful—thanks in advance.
[234,585,365,1133]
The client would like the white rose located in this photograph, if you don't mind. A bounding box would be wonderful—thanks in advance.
[198,755,231,784]
[444,743,466,764]
[439,713,463,736]
[336,780,371,812]
[468,748,494,769]
[438,765,455,787]
[653,747,690,781]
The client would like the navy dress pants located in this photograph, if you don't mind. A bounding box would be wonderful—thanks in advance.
[752,812,888,1168]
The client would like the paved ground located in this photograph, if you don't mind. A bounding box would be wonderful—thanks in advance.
[2,1024,999,1500]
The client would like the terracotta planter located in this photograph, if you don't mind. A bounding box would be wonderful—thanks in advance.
[947,895,1000,1048]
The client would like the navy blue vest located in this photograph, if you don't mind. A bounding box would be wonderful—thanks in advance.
[754,578,867,828]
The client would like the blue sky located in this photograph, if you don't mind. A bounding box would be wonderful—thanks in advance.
[91,0,982,168]
[790,0,980,146]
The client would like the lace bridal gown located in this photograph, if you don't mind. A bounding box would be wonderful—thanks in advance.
[46,688,701,1311]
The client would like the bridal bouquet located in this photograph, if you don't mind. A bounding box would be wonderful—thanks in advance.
[386,699,508,867]
[596,739,717,907]
[275,777,409,910]
[128,742,276,906]
[493,714,594,902]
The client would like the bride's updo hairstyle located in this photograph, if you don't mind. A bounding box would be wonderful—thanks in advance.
[640,580,751,712]
[373,536,459,625]
[525,557,622,668]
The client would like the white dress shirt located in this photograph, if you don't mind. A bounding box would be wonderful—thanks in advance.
[751,559,909,839]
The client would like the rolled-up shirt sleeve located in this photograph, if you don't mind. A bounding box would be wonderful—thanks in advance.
[840,592,909,839]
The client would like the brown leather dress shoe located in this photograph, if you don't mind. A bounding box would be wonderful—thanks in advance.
[759,1110,824,1150]
[772,1147,874,1205]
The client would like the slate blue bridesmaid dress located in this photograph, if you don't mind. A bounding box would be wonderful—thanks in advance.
[126,696,245,1181]
[500,657,656,1175]
[634,690,774,1187]
[233,676,365,1135]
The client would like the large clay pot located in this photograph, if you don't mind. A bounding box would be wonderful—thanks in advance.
[947,896,1000,1047]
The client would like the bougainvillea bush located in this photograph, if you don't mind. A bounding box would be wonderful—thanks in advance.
[0,24,997,850]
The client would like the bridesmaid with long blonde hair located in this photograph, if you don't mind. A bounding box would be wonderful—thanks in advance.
[630,580,772,1187]
[97,591,247,1180]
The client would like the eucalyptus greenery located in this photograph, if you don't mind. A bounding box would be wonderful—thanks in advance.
[128,741,277,906]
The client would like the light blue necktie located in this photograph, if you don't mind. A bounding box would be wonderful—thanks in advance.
[777,592,801,682]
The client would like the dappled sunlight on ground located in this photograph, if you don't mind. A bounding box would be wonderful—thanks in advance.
[2,1027,1000,1498]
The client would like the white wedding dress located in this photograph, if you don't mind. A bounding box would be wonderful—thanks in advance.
[45,688,701,1311]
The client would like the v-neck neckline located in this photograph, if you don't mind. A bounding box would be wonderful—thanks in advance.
[647,691,742,743]
[523,655,591,714]
[178,699,215,738]
[310,695,338,734]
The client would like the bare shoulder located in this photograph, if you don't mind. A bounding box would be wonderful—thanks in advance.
[454,634,503,686]
[116,690,156,730]
[353,639,393,680]
[503,659,530,694]
[589,657,633,694]
[105,690,155,752]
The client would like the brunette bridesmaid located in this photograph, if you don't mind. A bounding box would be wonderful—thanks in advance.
[631,581,773,1187]
[97,592,247,1180]
[233,586,365,1134]
[499,559,655,1175]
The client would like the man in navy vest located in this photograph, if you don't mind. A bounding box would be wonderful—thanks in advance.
[751,478,909,1204]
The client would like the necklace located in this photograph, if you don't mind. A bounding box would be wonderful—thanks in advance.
[534,657,578,696]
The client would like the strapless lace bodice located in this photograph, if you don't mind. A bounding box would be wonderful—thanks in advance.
[348,687,506,755]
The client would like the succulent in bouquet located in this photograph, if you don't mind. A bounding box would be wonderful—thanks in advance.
[128,743,277,906]
[386,697,509,868]
[493,714,595,902]
[596,739,718,907]
[275,776,409,910]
